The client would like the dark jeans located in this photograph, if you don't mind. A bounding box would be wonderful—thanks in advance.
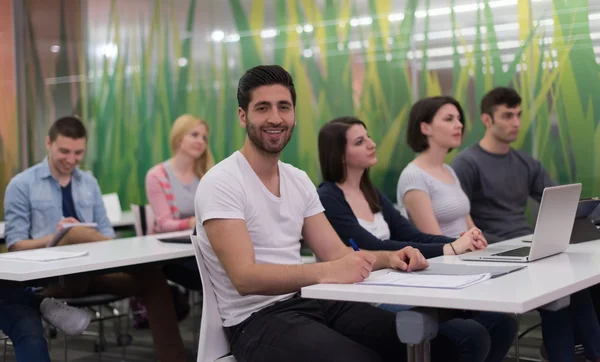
[539,289,600,362]
[0,288,50,362]
[379,304,517,362]
[163,257,202,291]
[0,287,43,310]
[225,294,469,362]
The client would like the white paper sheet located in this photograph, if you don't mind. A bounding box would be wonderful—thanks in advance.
[0,250,89,262]
[358,271,492,289]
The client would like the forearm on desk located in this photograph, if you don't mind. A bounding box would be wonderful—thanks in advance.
[9,236,52,251]
[231,262,334,296]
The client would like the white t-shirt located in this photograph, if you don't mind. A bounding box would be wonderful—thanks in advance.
[397,162,470,238]
[357,212,391,240]
[194,151,325,327]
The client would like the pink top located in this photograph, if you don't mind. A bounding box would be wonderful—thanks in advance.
[145,163,192,233]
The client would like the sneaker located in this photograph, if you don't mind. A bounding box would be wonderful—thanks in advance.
[40,298,92,335]
[540,344,591,362]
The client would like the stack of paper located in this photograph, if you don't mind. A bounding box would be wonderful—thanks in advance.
[0,250,89,262]
[358,271,491,289]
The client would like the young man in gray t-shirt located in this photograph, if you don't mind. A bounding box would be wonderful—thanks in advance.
[451,87,556,243]
[452,87,600,361]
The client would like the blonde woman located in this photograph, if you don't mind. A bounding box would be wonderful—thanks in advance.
[146,114,214,233]
[144,114,214,291]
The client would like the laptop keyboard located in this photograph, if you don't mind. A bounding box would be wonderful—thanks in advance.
[492,246,531,257]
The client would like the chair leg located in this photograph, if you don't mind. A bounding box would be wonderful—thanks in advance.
[64,334,68,362]
[191,291,200,350]
[514,314,521,362]
[3,338,8,362]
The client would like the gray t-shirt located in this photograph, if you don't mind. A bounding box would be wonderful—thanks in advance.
[451,144,556,243]
[164,161,200,218]
[397,162,470,238]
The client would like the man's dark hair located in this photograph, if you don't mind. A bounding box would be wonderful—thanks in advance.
[318,116,381,213]
[406,96,465,153]
[480,87,522,117]
[48,116,87,142]
[237,65,296,111]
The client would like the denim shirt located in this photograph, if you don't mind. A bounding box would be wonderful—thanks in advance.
[3,158,115,249]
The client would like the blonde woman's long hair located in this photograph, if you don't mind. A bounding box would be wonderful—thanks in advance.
[169,114,215,179]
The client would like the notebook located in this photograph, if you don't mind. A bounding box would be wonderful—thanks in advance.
[358,271,491,289]
[47,222,98,247]
[415,263,526,278]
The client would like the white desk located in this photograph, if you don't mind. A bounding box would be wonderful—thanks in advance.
[0,212,136,240]
[302,237,600,314]
[0,232,194,282]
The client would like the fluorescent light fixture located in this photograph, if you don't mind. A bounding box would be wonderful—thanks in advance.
[211,30,225,42]
[414,0,524,19]
[177,58,188,67]
[303,24,314,33]
[350,17,372,27]
[260,28,278,38]
[224,33,240,42]
[428,7,451,16]
[98,43,118,58]
[50,45,60,53]
[388,13,404,22]
[537,19,554,26]
[453,4,482,13]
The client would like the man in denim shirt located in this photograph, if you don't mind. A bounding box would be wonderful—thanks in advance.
[4,119,114,250]
[4,116,187,361]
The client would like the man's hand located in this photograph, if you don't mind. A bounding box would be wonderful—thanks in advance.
[321,251,376,284]
[56,217,80,230]
[389,246,429,272]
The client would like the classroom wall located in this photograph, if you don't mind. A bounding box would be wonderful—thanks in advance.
[0,0,18,219]
[19,0,600,208]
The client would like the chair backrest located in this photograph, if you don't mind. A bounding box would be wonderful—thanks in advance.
[102,193,123,223]
[130,204,155,236]
[190,233,236,362]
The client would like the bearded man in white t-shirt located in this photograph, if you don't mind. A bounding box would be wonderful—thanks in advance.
[194,65,460,362]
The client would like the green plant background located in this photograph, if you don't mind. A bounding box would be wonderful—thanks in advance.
[19,0,600,210]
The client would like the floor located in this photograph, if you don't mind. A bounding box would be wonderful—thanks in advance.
[0,303,548,362]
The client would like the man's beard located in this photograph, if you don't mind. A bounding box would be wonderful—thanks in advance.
[245,114,295,155]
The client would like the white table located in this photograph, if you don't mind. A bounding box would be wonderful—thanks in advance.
[0,231,194,282]
[302,237,600,361]
[0,211,136,240]
[302,236,600,313]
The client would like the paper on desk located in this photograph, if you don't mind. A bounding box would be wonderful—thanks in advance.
[358,271,492,289]
[0,250,89,262]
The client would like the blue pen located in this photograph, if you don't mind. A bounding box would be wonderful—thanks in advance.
[348,238,360,251]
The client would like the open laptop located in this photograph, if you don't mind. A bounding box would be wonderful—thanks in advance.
[460,183,582,263]
[570,198,600,244]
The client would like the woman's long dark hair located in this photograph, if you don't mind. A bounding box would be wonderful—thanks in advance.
[318,117,381,213]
